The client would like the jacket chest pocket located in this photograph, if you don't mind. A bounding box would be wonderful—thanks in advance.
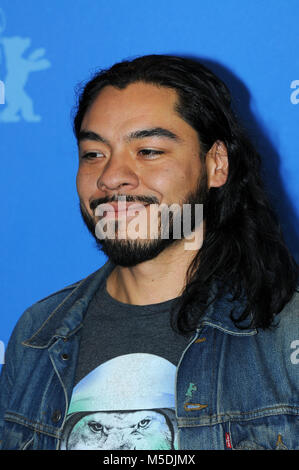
[229,413,299,450]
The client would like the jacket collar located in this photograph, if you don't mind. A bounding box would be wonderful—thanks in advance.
[24,260,256,348]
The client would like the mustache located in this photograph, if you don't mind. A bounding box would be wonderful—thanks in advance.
[90,194,159,213]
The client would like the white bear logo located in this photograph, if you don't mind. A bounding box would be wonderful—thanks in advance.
[0,8,51,122]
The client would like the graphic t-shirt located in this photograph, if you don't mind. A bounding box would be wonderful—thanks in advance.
[60,279,192,450]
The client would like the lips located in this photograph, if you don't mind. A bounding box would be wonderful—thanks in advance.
[95,201,149,219]
[107,202,148,212]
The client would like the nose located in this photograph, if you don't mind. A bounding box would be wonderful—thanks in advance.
[97,152,139,192]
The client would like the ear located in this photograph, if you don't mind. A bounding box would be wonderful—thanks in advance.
[206,140,229,188]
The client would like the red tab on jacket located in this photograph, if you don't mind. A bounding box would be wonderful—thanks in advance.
[225,432,232,449]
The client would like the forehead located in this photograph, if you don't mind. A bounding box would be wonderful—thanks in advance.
[80,82,192,139]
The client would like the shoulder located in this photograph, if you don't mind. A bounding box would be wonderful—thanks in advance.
[10,260,115,345]
[257,290,299,367]
[274,289,299,332]
[281,288,299,315]
[8,278,85,347]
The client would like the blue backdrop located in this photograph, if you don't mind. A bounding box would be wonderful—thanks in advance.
[0,0,298,366]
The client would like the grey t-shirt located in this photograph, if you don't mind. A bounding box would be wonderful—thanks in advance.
[60,279,192,450]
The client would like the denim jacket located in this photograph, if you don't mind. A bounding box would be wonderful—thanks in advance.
[0,260,298,450]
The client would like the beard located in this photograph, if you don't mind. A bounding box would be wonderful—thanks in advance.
[79,172,208,267]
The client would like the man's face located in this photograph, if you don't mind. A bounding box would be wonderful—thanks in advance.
[76,81,208,266]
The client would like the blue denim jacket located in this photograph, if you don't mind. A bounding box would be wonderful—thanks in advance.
[0,260,298,450]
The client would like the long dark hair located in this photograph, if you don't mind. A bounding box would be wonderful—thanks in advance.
[72,54,298,333]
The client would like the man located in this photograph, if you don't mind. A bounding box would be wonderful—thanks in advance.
[0,55,298,450]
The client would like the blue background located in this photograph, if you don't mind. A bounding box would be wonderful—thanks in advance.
[0,0,298,364]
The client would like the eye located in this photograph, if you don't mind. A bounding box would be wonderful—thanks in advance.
[138,149,164,159]
[88,421,103,433]
[81,151,105,160]
[137,418,151,429]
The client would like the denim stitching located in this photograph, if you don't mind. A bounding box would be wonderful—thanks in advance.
[4,412,60,438]
[177,404,299,427]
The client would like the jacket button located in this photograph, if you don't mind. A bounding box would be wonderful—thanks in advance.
[61,353,69,360]
[51,410,62,423]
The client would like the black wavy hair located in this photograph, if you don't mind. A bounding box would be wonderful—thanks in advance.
[72,54,298,333]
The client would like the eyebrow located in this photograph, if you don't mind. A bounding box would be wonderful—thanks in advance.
[127,127,182,142]
[78,127,182,146]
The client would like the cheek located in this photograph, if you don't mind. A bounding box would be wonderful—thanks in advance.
[186,152,202,180]
[76,168,98,198]
[143,168,173,200]
[146,164,199,202]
